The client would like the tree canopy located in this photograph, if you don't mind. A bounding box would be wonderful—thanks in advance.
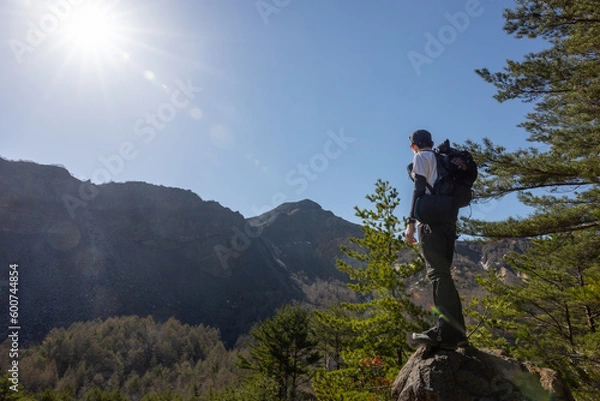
[463,1,600,399]
[238,303,320,401]
[463,0,599,239]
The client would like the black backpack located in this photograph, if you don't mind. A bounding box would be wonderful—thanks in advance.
[429,139,478,208]
[409,140,478,225]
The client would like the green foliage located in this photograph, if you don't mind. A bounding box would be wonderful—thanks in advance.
[36,387,77,401]
[0,377,34,400]
[312,359,394,401]
[468,232,600,399]
[201,375,279,401]
[238,304,320,401]
[336,179,426,363]
[463,1,600,399]
[0,316,240,400]
[140,390,184,401]
[464,269,515,351]
[314,179,425,400]
[84,387,130,401]
[312,305,355,372]
[463,0,600,239]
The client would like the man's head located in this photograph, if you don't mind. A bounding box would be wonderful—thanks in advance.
[410,129,433,152]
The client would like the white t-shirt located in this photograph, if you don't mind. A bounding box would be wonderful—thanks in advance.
[411,150,438,193]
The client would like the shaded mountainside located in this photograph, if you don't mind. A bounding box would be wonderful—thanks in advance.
[0,158,303,346]
[0,158,524,346]
[247,199,363,282]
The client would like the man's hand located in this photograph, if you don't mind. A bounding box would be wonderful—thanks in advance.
[405,223,417,245]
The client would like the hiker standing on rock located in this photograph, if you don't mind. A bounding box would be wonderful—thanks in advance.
[405,129,468,349]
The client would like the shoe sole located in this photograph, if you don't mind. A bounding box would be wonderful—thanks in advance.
[409,333,469,350]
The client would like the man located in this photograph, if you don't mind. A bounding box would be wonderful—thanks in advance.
[405,129,468,349]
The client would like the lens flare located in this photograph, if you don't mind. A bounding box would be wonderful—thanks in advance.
[63,4,118,51]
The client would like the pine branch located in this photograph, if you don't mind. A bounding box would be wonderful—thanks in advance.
[474,181,596,199]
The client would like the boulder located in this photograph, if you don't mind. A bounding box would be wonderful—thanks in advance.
[392,346,574,401]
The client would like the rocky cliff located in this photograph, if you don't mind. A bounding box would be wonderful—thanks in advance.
[392,346,574,401]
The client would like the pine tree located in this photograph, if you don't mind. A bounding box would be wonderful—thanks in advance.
[313,179,426,400]
[469,232,600,397]
[237,304,320,401]
[312,305,354,372]
[506,233,599,389]
[337,179,426,363]
[202,376,279,401]
[462,1,600,399]
[463,0,599,238]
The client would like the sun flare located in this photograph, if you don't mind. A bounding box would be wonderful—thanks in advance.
[63,4,119,53]
[39,1,186,93]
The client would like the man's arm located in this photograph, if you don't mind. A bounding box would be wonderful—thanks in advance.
[409,174,428,220]
[405,174,428,244]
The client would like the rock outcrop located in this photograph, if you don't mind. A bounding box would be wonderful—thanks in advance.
[392,346,574,401]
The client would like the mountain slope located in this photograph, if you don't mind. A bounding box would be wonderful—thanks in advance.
[247,199,362,282]
[0,158,524,347]
[0,158,302,346]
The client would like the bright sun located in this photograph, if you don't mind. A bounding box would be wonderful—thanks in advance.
[62,4,119,54]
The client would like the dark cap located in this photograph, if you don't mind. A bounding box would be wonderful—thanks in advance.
[409,129,433,146]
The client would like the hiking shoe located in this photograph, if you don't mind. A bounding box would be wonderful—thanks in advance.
[411,327,442,347]
[455,336,469,348]
[411,328,469,349]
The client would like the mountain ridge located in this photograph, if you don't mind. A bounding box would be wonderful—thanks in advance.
[1,157,305,345]
[0,157,521,347]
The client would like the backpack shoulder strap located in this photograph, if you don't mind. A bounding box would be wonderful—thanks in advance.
[425,181,434,193]
[421,150,437,193]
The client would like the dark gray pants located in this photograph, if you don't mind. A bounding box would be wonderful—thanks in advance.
[418,222,466,340]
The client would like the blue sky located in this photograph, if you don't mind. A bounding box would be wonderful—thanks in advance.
[0,0,544,225]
